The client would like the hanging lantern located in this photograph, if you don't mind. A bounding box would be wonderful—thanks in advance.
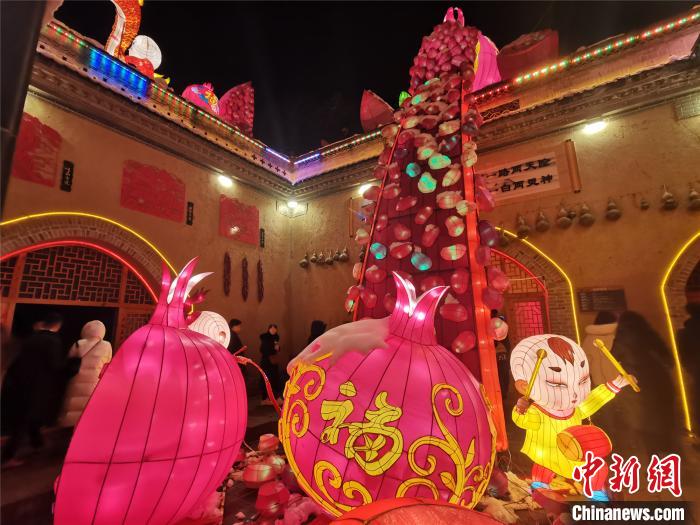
[515,214,530,238]
[535,211,550,232]
[281,274,495,517]
[556,205,572,229]
[578,203,595,226]
[688,186,700,211]
[605,199,621,221]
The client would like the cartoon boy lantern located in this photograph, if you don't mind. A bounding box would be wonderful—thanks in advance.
[510,334,635,501]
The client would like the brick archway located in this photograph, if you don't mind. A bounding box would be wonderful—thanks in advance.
[664,233,700,332]
[496,232,579,342]
[0,213,167,285]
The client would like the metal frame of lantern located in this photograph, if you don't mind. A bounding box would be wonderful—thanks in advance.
[460,86,506,450]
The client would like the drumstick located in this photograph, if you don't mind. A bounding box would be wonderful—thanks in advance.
[594,338,640,393]
[525,349,548,399]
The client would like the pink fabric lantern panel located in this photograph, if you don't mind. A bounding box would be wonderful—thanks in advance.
[53,258,247,525]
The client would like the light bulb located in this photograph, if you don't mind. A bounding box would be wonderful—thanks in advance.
[287,200,299,210]
[217,174,233,188]
[358,183,375,195]
[582,120,607,135]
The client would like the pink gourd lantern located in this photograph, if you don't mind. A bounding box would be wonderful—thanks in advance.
[280,273,495,517]
[53,258,247,525]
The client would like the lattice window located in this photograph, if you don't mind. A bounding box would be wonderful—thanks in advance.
[124,271,154,305]
[1,257,17,298]
[490,252,542,294]
[19,246,122,303]
[513,300,545,339]
[117,312,152,347]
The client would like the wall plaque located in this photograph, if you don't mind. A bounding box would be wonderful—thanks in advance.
[475,140,581,203]
[577,287,627,312]
[60,161,74,192]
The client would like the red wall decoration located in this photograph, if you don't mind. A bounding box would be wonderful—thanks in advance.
[120,160,186,222]
[219,195,259,245]
[11,113,61,187]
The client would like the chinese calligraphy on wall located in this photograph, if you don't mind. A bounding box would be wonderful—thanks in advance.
[475,141,580,202]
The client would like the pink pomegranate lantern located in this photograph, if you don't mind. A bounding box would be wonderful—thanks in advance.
[280,273,495,517]
[53,258,247,525]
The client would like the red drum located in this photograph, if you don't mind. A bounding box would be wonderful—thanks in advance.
[557,424,612,461]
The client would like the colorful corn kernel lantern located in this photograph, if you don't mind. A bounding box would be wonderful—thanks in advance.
[53,259,247,525]
[349,6,508,451]
[281,274,495,517]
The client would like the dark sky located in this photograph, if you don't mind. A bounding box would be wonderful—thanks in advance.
[55,1,694,155]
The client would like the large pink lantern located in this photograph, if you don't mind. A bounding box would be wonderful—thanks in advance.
[53,258,247,525]
[280,273,495,517]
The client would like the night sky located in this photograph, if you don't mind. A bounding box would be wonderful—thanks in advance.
[54,1,695,155]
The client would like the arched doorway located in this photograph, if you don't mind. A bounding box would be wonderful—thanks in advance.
[662,231,699,433]
[495,230,579,343]
[491,249,550,344]
[1,242,154,349]
[0,212,173,350]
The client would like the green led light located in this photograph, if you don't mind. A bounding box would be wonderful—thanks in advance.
[515,77,523,83]
[370,242,387,260]
[418,173,437,193]
[406,162,422,178]
[524,74,531,79]
[410,252,432,271]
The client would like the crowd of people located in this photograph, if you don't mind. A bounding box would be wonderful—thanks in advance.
[1,303,693,467]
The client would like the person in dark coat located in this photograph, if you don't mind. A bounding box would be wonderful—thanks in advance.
[594,311,681,462]
[259,324,282,405]
[227,318,244,355]
[1,312,65,466]
[307,320,327,345]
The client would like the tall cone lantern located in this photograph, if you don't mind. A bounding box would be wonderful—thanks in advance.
[349,6,507,450]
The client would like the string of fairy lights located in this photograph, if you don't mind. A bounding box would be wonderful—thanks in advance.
[43,9,700,171]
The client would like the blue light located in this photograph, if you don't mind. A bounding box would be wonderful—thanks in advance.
[294,153,321,165]
[265,148,290,162]
[87,49,149,98]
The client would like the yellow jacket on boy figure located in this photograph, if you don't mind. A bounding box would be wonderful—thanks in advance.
[510,334,634,501]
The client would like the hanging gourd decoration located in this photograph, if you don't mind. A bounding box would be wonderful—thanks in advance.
[688,186,700,211]
[605,198,621,221]
[53,259,247,525]
[515,214,530,238]
[555,205,572,229]
[300,253,310,268]
[578,203,595,226]
[280,273,495,517]
[639,197,650,211]
[661,186,678,210]
[535,210,550,232]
